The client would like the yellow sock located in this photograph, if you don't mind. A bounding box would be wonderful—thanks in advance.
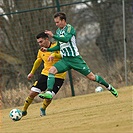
[22,96,33,111]
[42,99,52,110]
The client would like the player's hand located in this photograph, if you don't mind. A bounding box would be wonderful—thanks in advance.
[40,47,47,52]
[27,73,34,80]
[48,55,54,62]
[45,30,53,37]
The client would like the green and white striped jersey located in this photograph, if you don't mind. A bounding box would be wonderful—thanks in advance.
[53,24,79,57]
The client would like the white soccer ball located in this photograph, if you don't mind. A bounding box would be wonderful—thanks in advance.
[9,108,22,121]
[95,86,103,93]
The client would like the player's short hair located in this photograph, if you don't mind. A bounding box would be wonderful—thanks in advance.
[54,12,66,21]
[36,32,49,39]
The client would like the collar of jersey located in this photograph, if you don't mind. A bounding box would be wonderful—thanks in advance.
[48,42,52,48]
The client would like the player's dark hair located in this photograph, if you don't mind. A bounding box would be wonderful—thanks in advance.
[54,12,66,21]
[36,32,49,39]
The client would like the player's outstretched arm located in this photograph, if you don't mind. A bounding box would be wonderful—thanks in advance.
[28,58,42,80]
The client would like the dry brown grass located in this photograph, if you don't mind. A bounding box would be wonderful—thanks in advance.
[1,86,133,133]
[1,58,133,109]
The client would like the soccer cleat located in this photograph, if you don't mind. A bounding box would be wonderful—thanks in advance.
[109,85,118,97]
[40,108,46,116]
[22,111,27,117]
[39,93,53,99]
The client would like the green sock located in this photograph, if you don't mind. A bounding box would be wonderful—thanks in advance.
[95,75,109,88]
[47,73,55,91]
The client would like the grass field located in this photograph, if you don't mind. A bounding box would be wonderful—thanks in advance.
[1,86,133,133]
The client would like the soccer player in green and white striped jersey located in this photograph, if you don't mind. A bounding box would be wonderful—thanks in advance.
[39,12,118,99]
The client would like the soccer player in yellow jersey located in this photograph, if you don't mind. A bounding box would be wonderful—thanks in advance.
[21,32,66,117]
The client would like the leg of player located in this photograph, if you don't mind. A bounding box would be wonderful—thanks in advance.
[38,73,55,99]
[39,78,64,116]
[40,99,52,116]
[22,90,38,117]
[86,72,118,97]
[39,66,58,99]
[22,90,54,117]
[40,91,55,116]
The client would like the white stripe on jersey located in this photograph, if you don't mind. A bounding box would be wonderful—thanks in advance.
[71,36,79,56]
[60,35,79,57]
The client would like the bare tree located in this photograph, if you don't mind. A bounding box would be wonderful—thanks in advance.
[73,0,132,64]
[0,0,57,89]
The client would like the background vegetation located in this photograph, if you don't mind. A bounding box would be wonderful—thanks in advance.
[0,0,132,108]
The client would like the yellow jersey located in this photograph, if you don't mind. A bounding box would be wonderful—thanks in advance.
[30,42,66,79]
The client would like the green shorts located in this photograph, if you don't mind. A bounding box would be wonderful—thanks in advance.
[54,55,91,76]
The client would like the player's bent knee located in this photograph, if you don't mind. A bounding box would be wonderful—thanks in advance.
[29,89,40,98]
[49,66,58,74]
[86,72,96,81]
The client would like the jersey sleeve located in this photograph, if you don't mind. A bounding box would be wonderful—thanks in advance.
[53,24,76,43]
[30,51,42,74]
[53,34,72,42]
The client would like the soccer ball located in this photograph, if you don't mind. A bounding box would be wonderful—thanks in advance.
[9,109,22,121]
[95,86,103,93]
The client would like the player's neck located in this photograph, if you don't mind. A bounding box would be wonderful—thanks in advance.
[47,42,52,48]
[60,23,67,30]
